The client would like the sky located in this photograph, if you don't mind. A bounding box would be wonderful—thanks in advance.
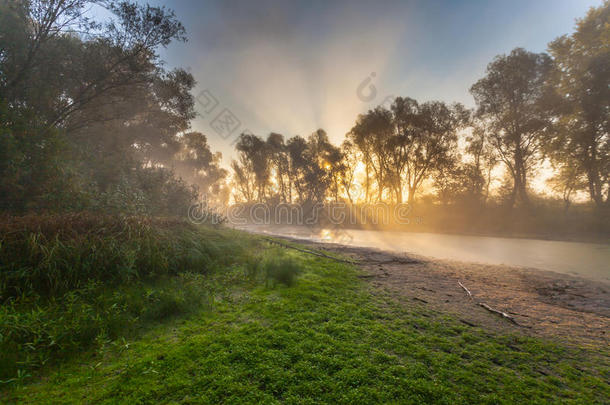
[132,0,601,165]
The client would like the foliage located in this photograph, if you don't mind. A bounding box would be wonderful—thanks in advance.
[546,1,610,208]
[260,253,302,287]
[232,130,343,204]
[0,0,225,215]
[0,214,241,299]
[470,48,555,208]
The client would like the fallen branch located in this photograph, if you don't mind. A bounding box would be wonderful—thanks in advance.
[458,281,473,300]
[457,281,525,327]
[479,303,519,325]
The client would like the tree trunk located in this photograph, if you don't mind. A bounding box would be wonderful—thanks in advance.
[512,146,529,208]
[365,163,370,203]
[407,186,416,206]
[586,168,603,207]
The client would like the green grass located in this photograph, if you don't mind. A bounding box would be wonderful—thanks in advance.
[1,214,296,381]
[2,231,608,404]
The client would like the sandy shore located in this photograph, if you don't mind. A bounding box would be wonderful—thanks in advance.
[273,235,610,347]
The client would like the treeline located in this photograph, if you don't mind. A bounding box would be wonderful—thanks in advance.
[0,0,228,215]
[1,1,607,225]
[231,2,609,214]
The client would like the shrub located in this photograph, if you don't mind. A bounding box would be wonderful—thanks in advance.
[261,254,302,287]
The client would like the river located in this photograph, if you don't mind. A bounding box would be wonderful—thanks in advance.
[240,225,610,281]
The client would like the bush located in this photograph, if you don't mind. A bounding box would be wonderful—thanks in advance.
[260,253,302,287]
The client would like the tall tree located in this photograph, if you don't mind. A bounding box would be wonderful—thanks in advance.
[234,133,270,201]
[547,1,609,208]
[0,0,205,214]
[339,139,359,204]
[470,48,554,208]
[303,129,334,203]
[348,97,463,205]
[174,132,228,205]
[266,133,290,202]
[393,98,465,204]
[286,135,309,203]
[348,107,394,202]
[464,125,498,204]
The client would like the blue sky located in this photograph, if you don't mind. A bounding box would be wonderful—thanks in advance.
[120,0,602,163]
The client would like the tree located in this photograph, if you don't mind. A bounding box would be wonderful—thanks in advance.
[231,158,256,203]
[391,98,465,204]
[0,0,187,128]
[348,97,464,205]
[266,133,290,202]
[547,1,610,208]
[303,129,334,203]
[234,133,270,201]
[0,0,204,214]
[470,48,554,208]
[339,139,359,204]
[348,107,394,202]
[286,135,309,203]
[174,132,227,206]
[546,164,586,212]
[464,125,498,204]
[325,141,345,203]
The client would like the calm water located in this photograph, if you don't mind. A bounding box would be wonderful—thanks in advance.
[241,225,610,281]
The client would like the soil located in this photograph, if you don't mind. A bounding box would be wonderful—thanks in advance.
[275,236,610,347]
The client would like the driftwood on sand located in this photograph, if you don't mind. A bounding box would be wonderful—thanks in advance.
[458,281,473,300]
[478,303,519,325]
[458,280,522,326]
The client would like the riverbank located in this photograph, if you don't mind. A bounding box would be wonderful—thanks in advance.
[268,236,610,347]
[2,219,608,403]
[239,225,610,281]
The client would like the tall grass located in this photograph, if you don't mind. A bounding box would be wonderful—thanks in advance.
[0,214,246,380]
[0,214,303,382]
[0,214,238,299]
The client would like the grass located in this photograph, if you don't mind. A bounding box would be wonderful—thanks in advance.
[0,214,298,381]
[1,215,608,403]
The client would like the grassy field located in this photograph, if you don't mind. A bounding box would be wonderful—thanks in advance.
[1,217,608,403]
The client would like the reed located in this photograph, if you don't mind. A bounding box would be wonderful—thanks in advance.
[0,213,286,380]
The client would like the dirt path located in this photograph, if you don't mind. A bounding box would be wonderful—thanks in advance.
[275,236,610,347]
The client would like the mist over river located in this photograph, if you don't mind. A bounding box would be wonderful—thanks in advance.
[239,226,610,281]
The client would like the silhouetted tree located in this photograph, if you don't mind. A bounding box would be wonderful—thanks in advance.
[339,140,359,204]
[349,107,393,202]
[547,1,609,208]
[286,135,309,203]
[463,125,497,204]
[234,133,270,201]
[174,132,228,205]
[470,48,554,208]
[266,133,291,202]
